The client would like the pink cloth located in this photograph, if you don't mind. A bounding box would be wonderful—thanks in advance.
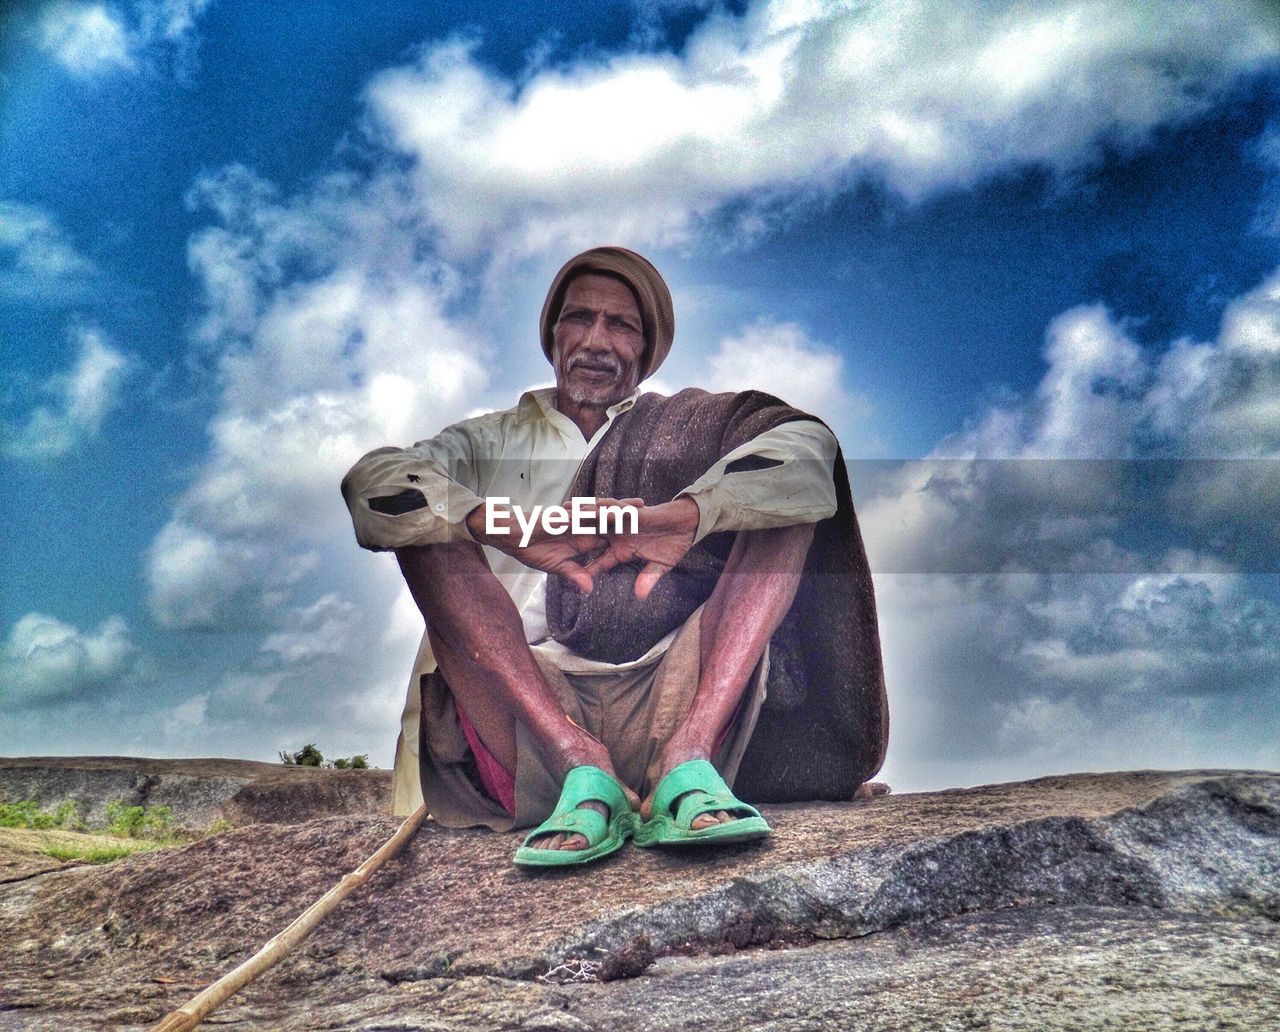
[455,704,517,815]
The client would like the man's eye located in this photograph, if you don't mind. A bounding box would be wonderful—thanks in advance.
[564,311,594,324]
[607,317,639,334]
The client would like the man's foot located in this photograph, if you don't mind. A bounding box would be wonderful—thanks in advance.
[515,767,639,862]
[527,799,609,851]
[635,760,771,848]
[853,781,891,799]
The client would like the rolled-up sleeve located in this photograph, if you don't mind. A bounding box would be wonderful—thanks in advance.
[341,423,489,551]
[676,420,839,543]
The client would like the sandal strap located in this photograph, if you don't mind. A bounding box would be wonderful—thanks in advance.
[672,786,760,829]
[520,806,608,847]
[652,760,762,828]
[520,765,629,849]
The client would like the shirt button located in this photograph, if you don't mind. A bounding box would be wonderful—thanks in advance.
[433,502,446,512]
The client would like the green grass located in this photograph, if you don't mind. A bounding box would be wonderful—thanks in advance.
[2,796,245,869]
[1,797,205,868]
[43,840,162,864]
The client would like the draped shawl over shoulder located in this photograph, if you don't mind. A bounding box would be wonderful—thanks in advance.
[545,388,888,801]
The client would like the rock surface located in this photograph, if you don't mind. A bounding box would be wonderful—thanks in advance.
[0,756,392,832]
[0,768,1276,1029]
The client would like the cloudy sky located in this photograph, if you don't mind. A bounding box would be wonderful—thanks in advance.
[2,0,1278,790]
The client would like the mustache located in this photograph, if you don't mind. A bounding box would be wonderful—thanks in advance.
[567,354,622,376]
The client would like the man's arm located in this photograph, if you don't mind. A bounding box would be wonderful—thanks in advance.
[676,419,839,541]
[583,420,839,597]
[341,423,491,551]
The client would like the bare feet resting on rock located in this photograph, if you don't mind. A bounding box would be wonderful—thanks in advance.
[854,781,891,799]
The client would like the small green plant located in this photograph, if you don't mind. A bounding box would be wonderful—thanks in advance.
[332,754,370,770]
[0,799,85,830]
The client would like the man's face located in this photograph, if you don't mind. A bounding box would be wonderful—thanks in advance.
[552,273,645,409]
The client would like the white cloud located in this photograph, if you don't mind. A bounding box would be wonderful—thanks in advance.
[162,691,208,739]
[875,569,1280,790]
[1,613,139,708]
[0,200,99,303]
[364,0,1279,261]
[38,2,136,76]
[866,267,1280,789]
[147,166,489,629]
[36,0,213,79]
[2,325,132,461]
[0,201,96,279]
[187,587,417,761]
[704,319,867,426]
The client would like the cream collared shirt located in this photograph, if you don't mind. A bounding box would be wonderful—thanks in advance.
[342,387,839,813]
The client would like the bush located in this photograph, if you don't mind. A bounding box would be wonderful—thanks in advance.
[140,805,175,840]
[281,745,373,769]
[0,799,84,830]
[52,800,86,831]
[104,800,145,838]
[279,743,325,767]
[0,801,46,829]
[103,801,174,840]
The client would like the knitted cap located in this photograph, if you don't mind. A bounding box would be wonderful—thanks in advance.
[540,246,675,380]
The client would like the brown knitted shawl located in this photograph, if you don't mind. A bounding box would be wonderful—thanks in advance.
[545,388,888,801]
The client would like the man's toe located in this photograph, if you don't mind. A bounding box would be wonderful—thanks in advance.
[689,809,735,830]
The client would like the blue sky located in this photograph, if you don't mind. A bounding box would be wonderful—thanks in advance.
[2,0,1278,789]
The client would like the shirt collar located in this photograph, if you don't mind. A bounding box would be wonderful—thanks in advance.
[519,386,640,442]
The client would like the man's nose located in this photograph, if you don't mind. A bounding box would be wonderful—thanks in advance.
[581,315,611,350]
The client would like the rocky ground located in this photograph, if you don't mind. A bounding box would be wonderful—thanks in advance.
[0,763,1276,1030]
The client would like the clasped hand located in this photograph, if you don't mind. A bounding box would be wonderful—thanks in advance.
[464,496,701,598]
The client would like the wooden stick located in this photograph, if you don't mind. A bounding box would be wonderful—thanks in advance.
[150,804,428,1032]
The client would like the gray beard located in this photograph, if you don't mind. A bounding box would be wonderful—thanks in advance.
[562,380,628,407]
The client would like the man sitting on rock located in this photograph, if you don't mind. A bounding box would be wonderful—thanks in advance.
[342,246,888,866]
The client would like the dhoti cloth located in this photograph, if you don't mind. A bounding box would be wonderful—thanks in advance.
[418,604,769,831]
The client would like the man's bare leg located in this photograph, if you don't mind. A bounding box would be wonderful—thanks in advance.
[397,542,636,849]
[643,521,816,828]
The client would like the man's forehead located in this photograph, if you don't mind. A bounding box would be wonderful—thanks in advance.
[561,272,642,315]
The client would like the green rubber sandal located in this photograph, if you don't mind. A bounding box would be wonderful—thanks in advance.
[635,759,772,848]
[513,765,635,868]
